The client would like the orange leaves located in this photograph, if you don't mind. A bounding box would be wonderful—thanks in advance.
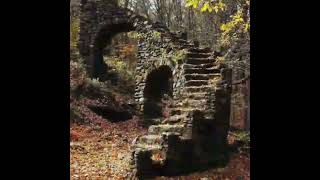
[151,152,165,163]
[70,116,147,179]
[118,44,136,59]
[70,130,83,142]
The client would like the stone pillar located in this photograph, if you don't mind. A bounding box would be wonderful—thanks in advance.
[213,68,232,151]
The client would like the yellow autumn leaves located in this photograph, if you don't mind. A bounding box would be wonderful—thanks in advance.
[186,0,226,13]
[185,0,201,9]
[185,0,250,33]
[70,18,80,52]
[128,31,161,41]
[199,1,226,13]
[221,10,249,34]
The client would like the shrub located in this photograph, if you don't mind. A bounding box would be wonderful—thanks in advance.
[105,57,135,87]
[70,60,107,99]
[70,60,87,95]
[70,104,82,123]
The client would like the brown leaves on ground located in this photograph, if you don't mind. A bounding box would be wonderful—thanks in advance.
[155,154,249,180]
[70,96,250,179]
[70,117,147,180]
[71,121,250,180]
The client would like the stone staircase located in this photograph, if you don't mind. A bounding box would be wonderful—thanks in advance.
[172,45,220,119]
[78,0,232,177]
[130,39,224,178]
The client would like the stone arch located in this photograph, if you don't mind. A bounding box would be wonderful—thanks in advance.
[143,65,173,120]
[78,0,169,79]
[89,22,135,79]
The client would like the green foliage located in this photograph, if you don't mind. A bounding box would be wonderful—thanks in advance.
[70,60,87,93]
[160,48,187,65]
[105,57,135,84]
[70,104,83,123]
[151,31,161,40]
[106,58,127,71]
[127,31,161,41]
[231,130,250,155]
[85,78,102,89]
[172,49,187,64]
[216,55,225,62]
[70,60,108,99]
[81,77,108,99]
[234,130,250,143]
[127,31,142,39]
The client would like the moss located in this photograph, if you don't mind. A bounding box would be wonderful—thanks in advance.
[172,49,187,64]
[128,30,161,42]
[160,48,187,66]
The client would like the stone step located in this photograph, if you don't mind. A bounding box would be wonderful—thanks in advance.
[174,104,208,111]
[171,108,216,118]
[163,114,187,124]
[181,92,208,99]
[174,102,209,109]
[134,143,163,151]
[184,73,221,80]
[171,106,206,112]
[137,135,164,145]
[186,53,212,58]
[185,80,208,86]
[187,47,212,53]
[183,64,216,69]
[143,118,163,124]
[184,68,220,74]
[181,45,194,49]
[184,85,213,93]
[183,99,211,104]
[148,124,185,135]
[178,39,191,44]
[171,107,207,114]
[183,95,214,101]
[185,58,214,64]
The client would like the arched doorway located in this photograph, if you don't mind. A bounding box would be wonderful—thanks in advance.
[90,23,135,80]
[143,66,173,120]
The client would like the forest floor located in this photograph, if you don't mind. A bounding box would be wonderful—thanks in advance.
[70,119,146,179]
[70,73,249,179]
[70,105,250,180]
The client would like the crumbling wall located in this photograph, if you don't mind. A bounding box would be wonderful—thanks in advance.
[78,1,187,114]
[78,0,233,178]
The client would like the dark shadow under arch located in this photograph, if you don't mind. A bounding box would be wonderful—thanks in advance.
[143,66,173,119]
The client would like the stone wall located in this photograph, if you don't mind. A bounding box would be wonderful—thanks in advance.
[133,29,189,119]
[78,0,191,117]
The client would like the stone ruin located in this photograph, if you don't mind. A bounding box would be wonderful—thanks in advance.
[78,0,232,178]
